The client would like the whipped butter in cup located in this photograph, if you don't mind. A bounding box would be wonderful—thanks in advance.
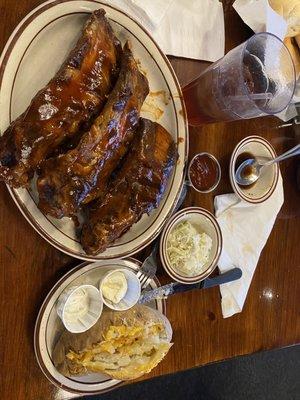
[56,284,103,333]
[99,269,141,311]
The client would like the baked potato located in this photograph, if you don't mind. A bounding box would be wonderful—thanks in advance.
[53,305,173,380]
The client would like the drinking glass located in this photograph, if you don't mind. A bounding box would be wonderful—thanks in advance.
[182,33,296,125]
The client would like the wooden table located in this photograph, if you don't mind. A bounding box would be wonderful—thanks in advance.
[1,1,299,399]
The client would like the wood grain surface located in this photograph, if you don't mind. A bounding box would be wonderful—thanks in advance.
[0,1,299,399]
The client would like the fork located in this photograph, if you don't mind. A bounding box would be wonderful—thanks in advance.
[136,184,187,288]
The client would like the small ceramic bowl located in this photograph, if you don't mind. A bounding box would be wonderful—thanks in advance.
[187,152,221,193]
[230,136,279,204]
[56,284,103,333]
[99,268,141,311]
[159,207,222,284]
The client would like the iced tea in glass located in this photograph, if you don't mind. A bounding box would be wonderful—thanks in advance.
[182,33,296,125]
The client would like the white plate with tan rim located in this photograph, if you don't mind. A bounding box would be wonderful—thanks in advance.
[34,258,167,395]
[230,136,279,204]
[159,207,222,284]
[0,0,188,260]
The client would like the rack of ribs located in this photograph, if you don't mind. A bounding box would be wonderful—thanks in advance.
[37,43,149,218]
[0,9,121,187]
[81,118,177,256]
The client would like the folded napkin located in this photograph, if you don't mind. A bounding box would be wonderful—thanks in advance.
[214,175,284,318]
[104,0,225,62]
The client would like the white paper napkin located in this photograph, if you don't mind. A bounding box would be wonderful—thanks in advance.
[104,0,225,62]
[214,175,284,318]
[154,0,225,61]
[131,0,174,26]
[104,0,173,31]
[233,0,288,40]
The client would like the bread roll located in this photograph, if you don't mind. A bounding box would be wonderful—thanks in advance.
[53,305,173,380]
[269,0,300,37]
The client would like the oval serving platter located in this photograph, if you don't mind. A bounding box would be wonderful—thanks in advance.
[34,257,167,395]
[0,0,188,260]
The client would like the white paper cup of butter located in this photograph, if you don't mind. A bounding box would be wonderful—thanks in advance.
[99,269,141,311]
[56,284,103,333]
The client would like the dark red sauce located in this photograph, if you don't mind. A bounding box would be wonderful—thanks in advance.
[189,154,220,192]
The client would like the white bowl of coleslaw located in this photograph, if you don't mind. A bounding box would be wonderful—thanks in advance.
[159,207,222,284]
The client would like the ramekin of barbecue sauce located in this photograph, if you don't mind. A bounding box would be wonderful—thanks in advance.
[188,152,221,193]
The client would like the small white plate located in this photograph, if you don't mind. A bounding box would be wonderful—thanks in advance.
[0,0,188,260]
[34,258,167,395]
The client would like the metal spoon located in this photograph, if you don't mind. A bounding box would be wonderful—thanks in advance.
[235,143,300,186]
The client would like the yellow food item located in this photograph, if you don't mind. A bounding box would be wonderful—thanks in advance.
[269,0,300,37]
[53,305,173,380]
[101,271,128,304]
[284,36,300,78]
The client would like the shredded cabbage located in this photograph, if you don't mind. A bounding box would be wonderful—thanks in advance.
[166,221,212,277]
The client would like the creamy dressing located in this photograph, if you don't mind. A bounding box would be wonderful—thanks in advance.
[101,271,128,304]
[64,288,90,324]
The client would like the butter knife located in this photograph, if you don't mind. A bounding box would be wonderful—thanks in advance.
[138,267,242,304]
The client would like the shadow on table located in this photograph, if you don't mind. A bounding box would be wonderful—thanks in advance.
[78,345,300,400]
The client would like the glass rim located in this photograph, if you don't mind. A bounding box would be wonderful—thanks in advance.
[240,32,296,115]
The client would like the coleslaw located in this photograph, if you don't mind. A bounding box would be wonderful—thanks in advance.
[166,220,212,277]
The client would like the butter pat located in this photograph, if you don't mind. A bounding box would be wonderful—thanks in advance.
[101,271,128,304]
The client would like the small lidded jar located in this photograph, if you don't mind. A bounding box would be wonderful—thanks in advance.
[188,152,221,193]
